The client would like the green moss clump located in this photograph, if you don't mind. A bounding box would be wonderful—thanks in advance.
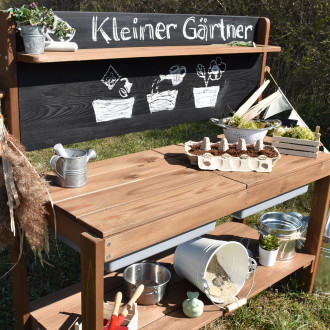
[227,115,264,129]
[277,126,316,140]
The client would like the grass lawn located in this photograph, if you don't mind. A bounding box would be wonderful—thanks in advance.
[0,122,329,329]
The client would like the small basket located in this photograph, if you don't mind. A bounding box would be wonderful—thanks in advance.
[272,127,321,158]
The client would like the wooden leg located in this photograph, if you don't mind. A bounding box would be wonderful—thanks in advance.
[300,176,330,293]
[10,236,30,329]
[80,232,104,330]
[232,217,247,224]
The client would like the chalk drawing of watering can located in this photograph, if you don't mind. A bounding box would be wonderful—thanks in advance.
[159,65,187,86]
[50,148,97,188]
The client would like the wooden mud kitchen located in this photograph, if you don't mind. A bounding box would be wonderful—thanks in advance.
[0,10,329,330]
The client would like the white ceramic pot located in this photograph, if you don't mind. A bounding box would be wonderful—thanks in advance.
[259,246,279,267]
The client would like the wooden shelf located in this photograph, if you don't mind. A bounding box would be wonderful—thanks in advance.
[16,44,281,63]
[29,222,314,330]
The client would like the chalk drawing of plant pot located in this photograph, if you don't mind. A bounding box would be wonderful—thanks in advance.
[147,90,178,113]
[92,97,135,122]
[193,86,220,109]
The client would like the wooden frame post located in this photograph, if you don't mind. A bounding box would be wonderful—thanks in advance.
[256,17,270,90]
[80,232,104,330]
[0,11,20,140]
[300,176,330,292]
[10,236,30,329]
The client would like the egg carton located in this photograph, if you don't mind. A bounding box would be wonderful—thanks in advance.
[185,137,281,173]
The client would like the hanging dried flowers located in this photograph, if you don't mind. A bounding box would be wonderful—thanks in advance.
[0,114,49,262]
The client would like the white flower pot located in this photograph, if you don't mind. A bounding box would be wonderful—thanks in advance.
[259,246,279,267]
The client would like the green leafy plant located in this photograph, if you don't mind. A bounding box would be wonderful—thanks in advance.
[259,234,280,251]
[5,3,74,39]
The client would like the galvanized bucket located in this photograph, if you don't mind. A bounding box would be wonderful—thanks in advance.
[296,211,330,294]
[50,148,97,188]
[257,212,303,260]
[20,25,45,54]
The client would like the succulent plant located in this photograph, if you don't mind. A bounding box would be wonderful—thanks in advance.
[259,234,280,251]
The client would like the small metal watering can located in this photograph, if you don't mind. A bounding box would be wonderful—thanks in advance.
[50,148,97,188]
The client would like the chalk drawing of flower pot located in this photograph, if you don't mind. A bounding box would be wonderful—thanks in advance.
[193,86,220,108]
[194,57,226,109]
[92,97,135,122]
[147,90,178,113]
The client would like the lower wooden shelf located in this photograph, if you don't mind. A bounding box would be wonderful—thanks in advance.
[29,222,314,330]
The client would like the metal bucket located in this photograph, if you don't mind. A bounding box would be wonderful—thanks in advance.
[296,211,330,294]
[20,25,45,54]
[123,261,171,305]
[50,148,97,188]
[258,212,303,260]
[173,238,255,303]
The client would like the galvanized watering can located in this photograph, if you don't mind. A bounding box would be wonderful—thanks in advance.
[50,148,97,188]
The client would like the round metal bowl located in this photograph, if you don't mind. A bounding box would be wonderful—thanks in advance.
[123,260,171,305]
[210,117,281,144]
[259,212,303,236]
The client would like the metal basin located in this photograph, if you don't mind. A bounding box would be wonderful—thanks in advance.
[260,212,303,236]
[123,261,171,305]
[258,212,303,260]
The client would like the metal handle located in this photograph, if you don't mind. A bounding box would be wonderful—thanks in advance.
[209,117,227,128]
[50,155,64,179]
[134,287,158,296]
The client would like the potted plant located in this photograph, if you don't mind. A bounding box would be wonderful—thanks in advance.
[5,2,74,54]
[259,234,280,267]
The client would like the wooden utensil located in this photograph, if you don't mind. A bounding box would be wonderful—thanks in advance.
[108,291,123,330]
[117,284,145,326]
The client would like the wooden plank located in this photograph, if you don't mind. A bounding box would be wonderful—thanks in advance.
[10,235,31,329]
[52,12,260,49]
[79,174,245,239]
[101,187,251,261]
[19,53,264,151]
[256,17,270,100]
[221,152,330,189]
[300,175,330,293]
[48,150,184,203]
[272,136,320,146]
[16,45,281,63]
[80,232,104,330]
[29,222,314,330]
[272,141,319,152]
[275,147,318,158]
[56,167,215,218]
[0,11,20,139]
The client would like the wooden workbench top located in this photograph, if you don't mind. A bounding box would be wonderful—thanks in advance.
[46,144,330,261]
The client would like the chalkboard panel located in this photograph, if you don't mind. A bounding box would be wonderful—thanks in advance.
[18,53,262,150]
[51,12,259,48]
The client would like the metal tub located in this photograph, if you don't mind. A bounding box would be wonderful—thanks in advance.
[258,212,303,260]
